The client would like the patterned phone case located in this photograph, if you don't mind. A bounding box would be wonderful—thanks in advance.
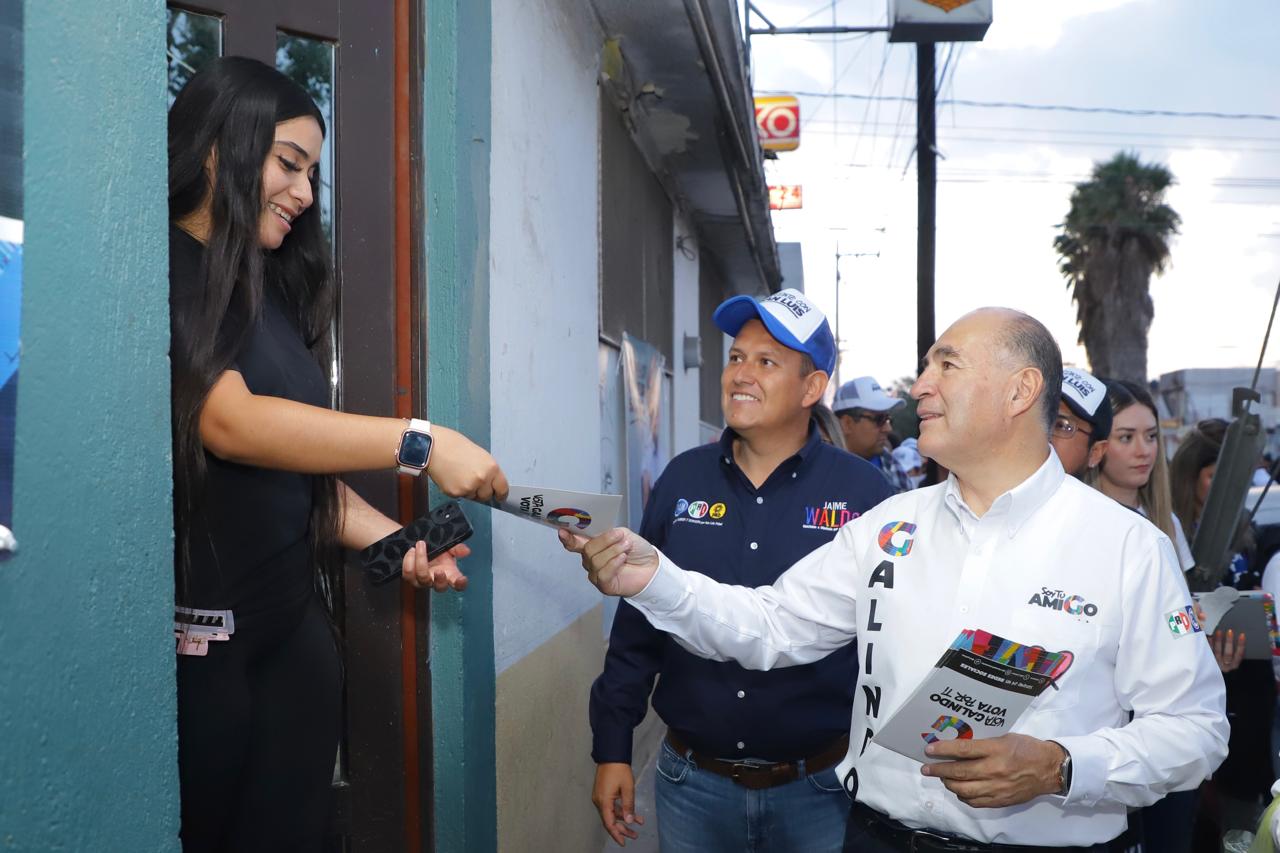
[359,501,474,585]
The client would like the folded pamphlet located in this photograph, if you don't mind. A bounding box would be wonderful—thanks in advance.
[495,484,623,539]
[872,628,1074,763]
[1192,589,1280,660]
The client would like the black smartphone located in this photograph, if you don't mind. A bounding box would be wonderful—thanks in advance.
[359,500,474,585]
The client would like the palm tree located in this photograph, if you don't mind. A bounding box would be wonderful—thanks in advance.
[1053,152,1180,383]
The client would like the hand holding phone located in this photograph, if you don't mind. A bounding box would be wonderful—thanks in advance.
[360,501,475,586]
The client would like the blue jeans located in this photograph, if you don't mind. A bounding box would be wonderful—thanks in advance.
[655,739,851,853]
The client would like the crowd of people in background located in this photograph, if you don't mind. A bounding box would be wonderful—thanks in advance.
[819,358,1280,853]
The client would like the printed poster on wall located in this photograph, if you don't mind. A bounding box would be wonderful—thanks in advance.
[621,333,671,532]
[0,215,20,557]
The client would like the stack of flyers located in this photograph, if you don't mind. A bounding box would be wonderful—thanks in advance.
[872,629,1073,763]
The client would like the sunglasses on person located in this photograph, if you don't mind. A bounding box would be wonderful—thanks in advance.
[847,411,893,427]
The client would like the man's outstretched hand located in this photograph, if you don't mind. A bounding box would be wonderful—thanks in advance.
[558,527,659,597]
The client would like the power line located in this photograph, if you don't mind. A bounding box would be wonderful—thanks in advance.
[800,127,1280,154]
[805,119,1280,143]
[758,90,1280,122]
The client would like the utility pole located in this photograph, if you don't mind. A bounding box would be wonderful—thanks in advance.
[747,2,989,370]
[834,241,880,390]
[916,42,937,366]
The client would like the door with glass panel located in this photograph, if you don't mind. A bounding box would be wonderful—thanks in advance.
[166,4,431,851]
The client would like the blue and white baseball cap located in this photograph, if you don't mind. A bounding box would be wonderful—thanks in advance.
[832,376,906,414]
[713,288,836,375]
[1061,367,1112,440]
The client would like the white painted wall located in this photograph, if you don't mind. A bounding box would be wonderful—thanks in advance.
[489,0,604,675]
[671,212,702,456]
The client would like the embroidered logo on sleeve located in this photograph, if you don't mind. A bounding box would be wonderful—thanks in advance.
[1166,605,1203,638]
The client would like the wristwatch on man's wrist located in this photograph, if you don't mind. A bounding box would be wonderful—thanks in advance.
[1049,741,1072,796]
[396,418,434,477]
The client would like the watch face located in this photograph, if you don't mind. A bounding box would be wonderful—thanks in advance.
[398,431,432,468]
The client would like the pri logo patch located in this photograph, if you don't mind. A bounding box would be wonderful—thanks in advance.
[1166,605,1203,638]
[878,521,917,557]
[674,498,726,526]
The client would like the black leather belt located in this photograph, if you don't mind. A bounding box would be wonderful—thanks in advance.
[851,802,1112,853]
[666,729,849,791]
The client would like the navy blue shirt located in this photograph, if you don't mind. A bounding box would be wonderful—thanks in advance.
[590,424,893,763]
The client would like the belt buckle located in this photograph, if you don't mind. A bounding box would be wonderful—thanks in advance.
[729,761,763,783]
[907,828,970,852]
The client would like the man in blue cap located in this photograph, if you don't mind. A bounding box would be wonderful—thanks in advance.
[589,288,892,851]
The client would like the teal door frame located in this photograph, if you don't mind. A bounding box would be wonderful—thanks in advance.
[423,1,499,851]
[2,1,501,849]
[0,0,179,849]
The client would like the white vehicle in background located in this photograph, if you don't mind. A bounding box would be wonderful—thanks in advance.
[1248,485,1280,528]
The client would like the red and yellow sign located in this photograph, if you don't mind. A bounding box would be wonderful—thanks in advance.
[754,96,800,152]
[922,0,976,10]
[768,185,803,210]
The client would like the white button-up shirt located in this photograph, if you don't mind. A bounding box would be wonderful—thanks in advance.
[628,451,1228,846]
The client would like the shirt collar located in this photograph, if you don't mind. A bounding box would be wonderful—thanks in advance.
[943,448,1066,537]
[717,422,824,467]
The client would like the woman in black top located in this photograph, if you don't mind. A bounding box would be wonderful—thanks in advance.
[168,58,507,852]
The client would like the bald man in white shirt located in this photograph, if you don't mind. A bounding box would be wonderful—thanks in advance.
[561,308,1228,852]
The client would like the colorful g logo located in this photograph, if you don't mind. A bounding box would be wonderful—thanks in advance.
[674,499,689,517]
[688,501,709,519]
[709,502,727,520]
[546,508,592,530]
[878,521,917,557]
[921,715,973,745]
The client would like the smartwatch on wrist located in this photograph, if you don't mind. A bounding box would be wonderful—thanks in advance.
[396,418,434,477]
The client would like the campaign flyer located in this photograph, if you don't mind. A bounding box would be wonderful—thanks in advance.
[872,628,1073,763]
[495,485,622,539]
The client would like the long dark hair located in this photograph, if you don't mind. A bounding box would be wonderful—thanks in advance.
[1090,379,1176,543]
[169,57,341,612]
[1170,418,1253,585]
[1169,419,1231,541]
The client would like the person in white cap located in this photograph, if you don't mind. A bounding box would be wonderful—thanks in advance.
[832,377,914,494]
[891,443,925,490]
[1051,367,1112,478]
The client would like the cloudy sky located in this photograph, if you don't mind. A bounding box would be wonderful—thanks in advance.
[748,0,1280,390]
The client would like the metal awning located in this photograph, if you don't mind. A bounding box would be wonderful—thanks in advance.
[591,0,780,295]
